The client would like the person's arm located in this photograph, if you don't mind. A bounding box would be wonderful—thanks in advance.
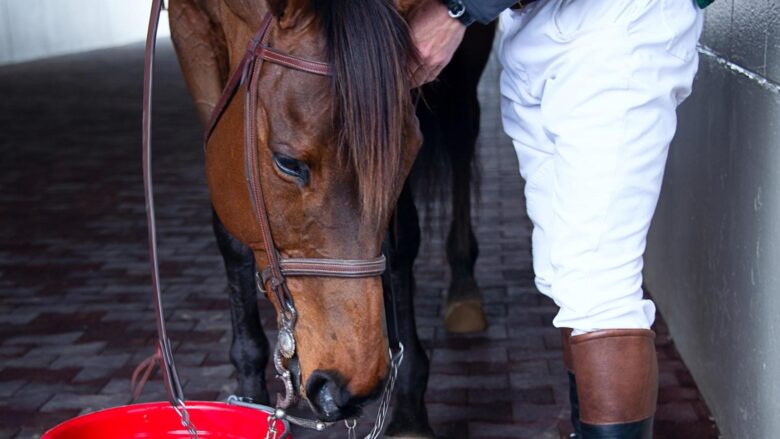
[409,0,519,87]
[408,0,465,86]
[457,0,519,25]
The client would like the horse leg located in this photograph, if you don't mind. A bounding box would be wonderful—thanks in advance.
[440,22,496,333]
[383,183,435,439]
[212,210,271,404]
[443,132,484,333]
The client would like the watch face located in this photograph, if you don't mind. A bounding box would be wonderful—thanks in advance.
[447,0,466,18]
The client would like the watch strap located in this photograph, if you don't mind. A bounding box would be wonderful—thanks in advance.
[443,0,476,26]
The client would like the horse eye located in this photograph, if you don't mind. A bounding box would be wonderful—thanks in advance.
[272,153,308,181]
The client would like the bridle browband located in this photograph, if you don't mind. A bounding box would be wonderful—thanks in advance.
[143,3,399,437]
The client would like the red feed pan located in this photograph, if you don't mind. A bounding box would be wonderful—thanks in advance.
[42,401,288,439]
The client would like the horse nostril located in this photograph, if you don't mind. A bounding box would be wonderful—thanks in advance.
[305,370,355,422]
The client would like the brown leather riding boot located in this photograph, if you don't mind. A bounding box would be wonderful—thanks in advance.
[570,329,658,439]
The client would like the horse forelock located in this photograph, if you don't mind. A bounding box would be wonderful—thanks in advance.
[314,0,417,226]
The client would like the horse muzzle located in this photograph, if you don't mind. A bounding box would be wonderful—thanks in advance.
[305,369,382,422]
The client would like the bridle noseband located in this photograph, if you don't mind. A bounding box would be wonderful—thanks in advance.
[204,12,389,411]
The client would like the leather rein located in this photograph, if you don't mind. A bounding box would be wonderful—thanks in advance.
[143,1,397,436]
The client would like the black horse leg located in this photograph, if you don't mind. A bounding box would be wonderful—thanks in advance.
[438,22,496,333]
[212,209,271,404]
[443,126,483,333]
[383,183,435,438]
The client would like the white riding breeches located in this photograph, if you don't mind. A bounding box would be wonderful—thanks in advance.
[498,0,703,333]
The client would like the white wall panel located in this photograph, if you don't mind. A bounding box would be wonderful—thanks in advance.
[0,1,13,63]
[0,0,170,65]
[645,2,780,438]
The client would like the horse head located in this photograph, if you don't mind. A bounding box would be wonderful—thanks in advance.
[205,0,421,422]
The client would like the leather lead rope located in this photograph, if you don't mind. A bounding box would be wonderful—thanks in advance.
[142,0,185,407]
[143,1,198,437]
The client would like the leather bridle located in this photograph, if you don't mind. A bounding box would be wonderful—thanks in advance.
[143,2,398,435]
[203,11,389,410]
[206,12,388,310]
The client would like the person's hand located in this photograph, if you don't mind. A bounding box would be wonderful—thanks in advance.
[407,0,467,87]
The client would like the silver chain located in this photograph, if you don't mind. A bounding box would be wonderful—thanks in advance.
[172,398,199,439]
[363,343,403,439]
[265,414,279,439]
[345,419,357,439]
[227,342,404,439]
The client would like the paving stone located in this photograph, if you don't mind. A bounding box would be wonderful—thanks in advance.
[4,332,83,346]
[49,352,131,370]
[656,401,701,423]
[427,402,513,423]
[2,391,54,412]
[507,359,549,375]
[659,386,701,403]
[26,341,105,357]
[40,393,130,414]
[0,428,20,438]
[0,345,29,357]
[0,380,26,397]
[1,367,80,383]
[432,347,508,364]
[469,386,555,405]
[2,354,58,369]
[0,313,40,326]
[72,366,118,383]
[428,373,509,391]
[468,421,560,439]
[1,409,80,434]
[99,378,133,395]
[512,401,569,423]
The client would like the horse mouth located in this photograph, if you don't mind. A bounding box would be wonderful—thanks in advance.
[303,368,388,422]
[289,356,302,396]
[287,354,388,422]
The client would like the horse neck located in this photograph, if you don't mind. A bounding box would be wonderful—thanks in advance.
[222,0,269,28]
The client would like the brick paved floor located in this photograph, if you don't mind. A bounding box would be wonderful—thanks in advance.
[0,40,719,439]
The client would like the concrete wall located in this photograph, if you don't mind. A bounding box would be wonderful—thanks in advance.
[644,1,780,438]
[0,0,169,65]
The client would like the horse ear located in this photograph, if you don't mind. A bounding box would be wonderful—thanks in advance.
[266,0,311,29]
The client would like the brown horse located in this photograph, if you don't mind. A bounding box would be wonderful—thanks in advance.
[169,0,495,434]
[170,0,421,421]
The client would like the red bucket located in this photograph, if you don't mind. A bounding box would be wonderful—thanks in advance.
[42,401,289,439]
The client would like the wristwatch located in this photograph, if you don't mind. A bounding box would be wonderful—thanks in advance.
[442,0,475,26]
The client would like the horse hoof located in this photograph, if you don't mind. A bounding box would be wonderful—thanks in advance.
[444,298,487,333]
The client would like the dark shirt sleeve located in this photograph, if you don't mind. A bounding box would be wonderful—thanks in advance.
[461,0,519,24]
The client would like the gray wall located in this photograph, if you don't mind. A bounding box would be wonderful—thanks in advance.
[0,0,169,65]
[644,1,780,438]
